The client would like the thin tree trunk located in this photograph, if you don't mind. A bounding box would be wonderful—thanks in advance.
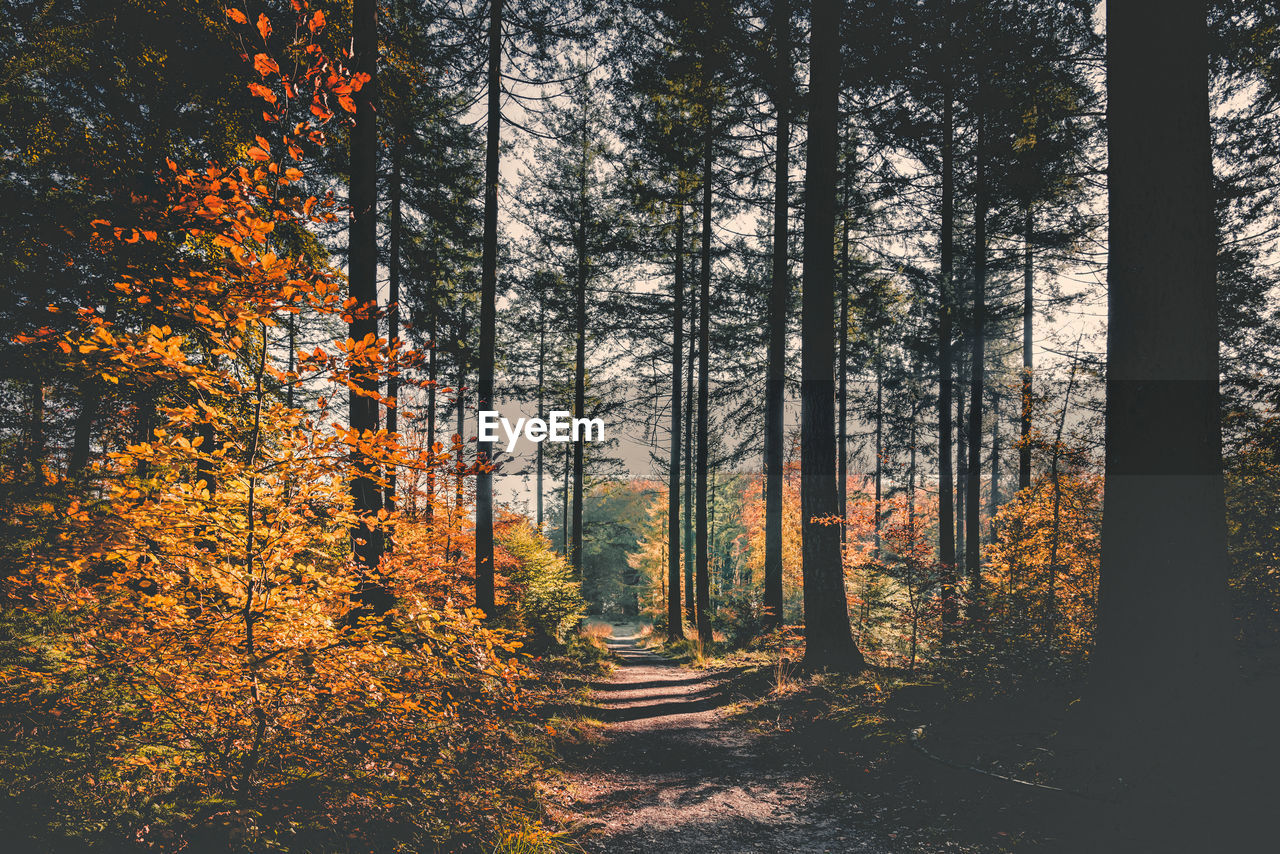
[874,330,883,558]
[695,87,714,645]
[762,0,791,629]
[937,0,958,636]
[966,103,987,608]
[684,282,696,621]
[1020,203,1034,491]
[562,440,570,556]
[385,143,402,537]
[989,387,1000,543]
[838,194,850,549]
[1045,349,1079,648]
[800,0,862,673]
[536,297,546,530]
[473,0,503,618]
[956,336,967,576]
[571,124,589,580]
[287,313,297,410]
[668,202,686,640]
[426,269,438,527]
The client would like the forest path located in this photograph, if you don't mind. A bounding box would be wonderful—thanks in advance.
[550,624,888,853]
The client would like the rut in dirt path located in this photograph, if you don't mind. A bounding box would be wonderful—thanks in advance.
[555,625,889,854]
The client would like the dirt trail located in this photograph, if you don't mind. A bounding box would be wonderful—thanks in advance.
[552,625,889,853]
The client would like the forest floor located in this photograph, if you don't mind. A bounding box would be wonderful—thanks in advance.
[544,626,1279,854]
[545,625,903,854]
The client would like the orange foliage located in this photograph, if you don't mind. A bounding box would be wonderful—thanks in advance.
[0,5,540,847]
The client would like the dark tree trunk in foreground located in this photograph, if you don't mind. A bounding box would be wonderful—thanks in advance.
[695,97,714,646]
[668,203,686,641]
[762,0,790,629]
[348,0,386,603]
[1093,8,1235,843]
[936,2,958,636]
[474,0,502,617]
[800,0,863,673]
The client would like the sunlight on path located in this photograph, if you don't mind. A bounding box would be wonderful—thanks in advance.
[549,625,887,854]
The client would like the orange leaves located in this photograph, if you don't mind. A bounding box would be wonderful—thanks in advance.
[256,13,272,42]
[225,8,248,24]
[253,53,279,78]
[308,10,325,32]
[247,82,277,104]
[247,145,270,162]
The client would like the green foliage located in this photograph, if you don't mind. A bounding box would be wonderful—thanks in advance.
[499,517,586,650]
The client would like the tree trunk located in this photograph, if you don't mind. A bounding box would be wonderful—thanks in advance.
[1094,0,1231,760]
[562,440,570,555]
[936,1,958,636]
[668,202,686,640]
[966,104,987,607]
[874,330,883,558]
[695,88,714,645]
[956,333,967,576]
[838,191,850,549]
[800,0,863,673]
[762,0,791,629]
[474,0,502,618]
[536,297,546,530]
[684,282,696,621]
[69,382,96,476]
[348,0,385,600]
[426,268,438,527]
[988,387,1000,544]
[385,143,402,536]
[571,127,589,580]
[1020,203,1034,491]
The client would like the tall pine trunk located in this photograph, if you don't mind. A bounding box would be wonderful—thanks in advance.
[571,132,589,580]
[762,0,790,629]
[1019,204,1034,490]
[695,90,714,645]
[385,143,402,533]
[936,0,958,635]
[684,283,696,621]
[965,104,987,605]
[474,0,502,617]
[838,188,850,549]
[669,203,686,640]
[348,0,385,600]
[426,266,438,527]
[800,0,862,673]
[536,297,546,530]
